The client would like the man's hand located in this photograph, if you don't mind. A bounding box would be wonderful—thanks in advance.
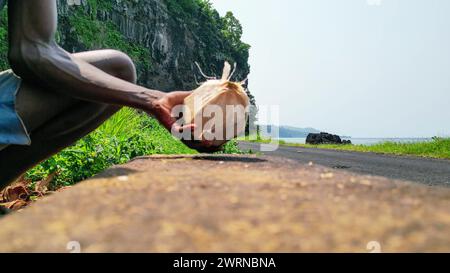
[151,91,192,132]
[151,91,224,153]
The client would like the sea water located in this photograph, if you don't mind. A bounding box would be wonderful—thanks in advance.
[278,137,433,146]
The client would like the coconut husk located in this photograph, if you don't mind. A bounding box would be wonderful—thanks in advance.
[184,62,249,147]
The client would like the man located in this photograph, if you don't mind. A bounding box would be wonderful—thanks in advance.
[0,0,216,190]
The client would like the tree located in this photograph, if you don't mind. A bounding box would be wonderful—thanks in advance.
[221,11,243,48]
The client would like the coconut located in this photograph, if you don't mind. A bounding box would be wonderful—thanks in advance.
[183,62,249,147]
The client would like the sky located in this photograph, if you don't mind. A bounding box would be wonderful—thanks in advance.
[210,0,450,138]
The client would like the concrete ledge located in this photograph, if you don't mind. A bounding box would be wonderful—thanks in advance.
[0,155,449,252]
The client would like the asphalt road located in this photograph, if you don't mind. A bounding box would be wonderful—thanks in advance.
[238,142,450,187]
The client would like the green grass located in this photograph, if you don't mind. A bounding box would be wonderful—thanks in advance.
[242,136,450,160]
[0,9,9,71]
[26,108,243,190]
[237,135,288,145]
[298,138,450,159]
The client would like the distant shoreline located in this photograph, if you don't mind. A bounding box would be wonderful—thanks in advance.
[277,137,433,146]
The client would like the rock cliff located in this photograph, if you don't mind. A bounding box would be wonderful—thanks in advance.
[56,0,252,94]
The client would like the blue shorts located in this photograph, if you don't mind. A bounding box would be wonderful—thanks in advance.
[0,70,31,151]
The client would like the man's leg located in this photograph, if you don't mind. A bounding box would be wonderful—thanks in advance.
[14,49,137,133]
[0,50,137,189]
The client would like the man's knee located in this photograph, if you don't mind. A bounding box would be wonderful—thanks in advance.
[104,49,137,84]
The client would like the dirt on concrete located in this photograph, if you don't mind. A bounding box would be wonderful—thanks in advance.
[0,155,449,252]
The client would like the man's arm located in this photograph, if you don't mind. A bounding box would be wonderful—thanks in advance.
[7,0,163,112]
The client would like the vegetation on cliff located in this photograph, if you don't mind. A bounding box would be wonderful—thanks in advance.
[165,0,250,75]
[65,9,152,68]
[0,9,7,70]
